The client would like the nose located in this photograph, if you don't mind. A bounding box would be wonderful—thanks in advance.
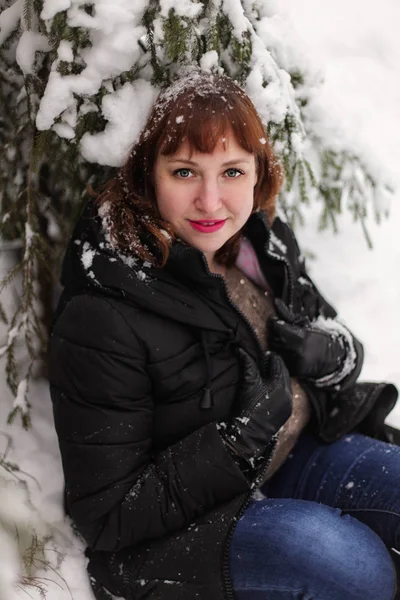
[195,177,223,214]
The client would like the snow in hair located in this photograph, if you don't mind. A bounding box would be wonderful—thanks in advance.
[157,68,243,104]
[147,68,248,132]
[140,68,268,161]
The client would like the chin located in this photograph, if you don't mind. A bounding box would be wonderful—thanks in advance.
[193,238,228,254]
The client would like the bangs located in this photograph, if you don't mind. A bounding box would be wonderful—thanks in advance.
[156,92,266,158]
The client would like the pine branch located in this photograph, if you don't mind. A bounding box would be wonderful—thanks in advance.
[0,0,395,413]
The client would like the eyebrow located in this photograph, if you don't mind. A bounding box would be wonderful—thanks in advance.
[166,158,251,166]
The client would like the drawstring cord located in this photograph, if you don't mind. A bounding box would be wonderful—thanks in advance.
[199,326,240,410]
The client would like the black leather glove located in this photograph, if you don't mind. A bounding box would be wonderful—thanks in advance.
[218,348,292,473]
[268,298,358,388]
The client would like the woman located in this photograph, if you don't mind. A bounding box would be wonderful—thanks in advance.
[49,70,400,600]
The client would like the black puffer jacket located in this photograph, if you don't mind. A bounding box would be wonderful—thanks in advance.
[49,203,398,600]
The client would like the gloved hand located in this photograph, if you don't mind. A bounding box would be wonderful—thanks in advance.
[268,298,352,386]
[218,348,292,472]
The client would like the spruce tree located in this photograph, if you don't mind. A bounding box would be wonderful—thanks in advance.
[0,0,393,419]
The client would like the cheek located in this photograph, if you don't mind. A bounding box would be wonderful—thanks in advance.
[233,181,255,216]
[156,184,187,223]
[156,194,173,222]
[154,176,174,219]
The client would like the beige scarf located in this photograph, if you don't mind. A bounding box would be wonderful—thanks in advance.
[224,265,311,480]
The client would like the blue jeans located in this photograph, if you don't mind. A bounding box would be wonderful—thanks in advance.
[229,432,399,599]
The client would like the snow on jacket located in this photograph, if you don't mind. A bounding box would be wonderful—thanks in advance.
[49,203,398,600]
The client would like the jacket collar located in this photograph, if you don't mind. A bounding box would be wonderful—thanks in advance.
[60,203,289,330]
[60,203,229,332]
[165,210,273,285]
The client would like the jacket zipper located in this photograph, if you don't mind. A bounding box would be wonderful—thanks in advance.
[201,256,266,371]
[222,435,279,600]
[221,346,281,600]
[200,256,285,600]
[200,231,295,368]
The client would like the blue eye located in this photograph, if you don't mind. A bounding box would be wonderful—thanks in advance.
[174,168,192,178]
[225,168,244,178]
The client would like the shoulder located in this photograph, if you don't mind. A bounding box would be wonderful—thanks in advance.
[52,291,145,357]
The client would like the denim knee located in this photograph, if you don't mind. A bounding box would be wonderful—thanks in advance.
[311,510,396,600]
[230,499,396,600]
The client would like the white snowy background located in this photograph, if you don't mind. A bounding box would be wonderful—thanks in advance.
[0,0,399,597]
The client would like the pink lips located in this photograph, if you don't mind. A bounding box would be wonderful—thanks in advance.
[189,219,227,233]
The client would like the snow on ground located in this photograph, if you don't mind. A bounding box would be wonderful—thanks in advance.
[0,0,399,598]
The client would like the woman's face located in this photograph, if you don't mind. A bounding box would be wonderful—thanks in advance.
[153,129,257,271]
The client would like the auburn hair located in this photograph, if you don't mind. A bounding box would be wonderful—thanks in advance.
[95,70,283,267]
